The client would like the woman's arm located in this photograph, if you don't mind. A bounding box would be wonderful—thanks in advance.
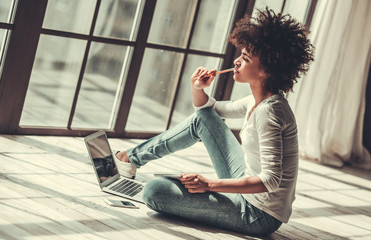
[190,67,250,118]
[179,174,268,194]
[190,67,216,107]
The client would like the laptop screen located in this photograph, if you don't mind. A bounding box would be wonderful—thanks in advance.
[86,133,118,183]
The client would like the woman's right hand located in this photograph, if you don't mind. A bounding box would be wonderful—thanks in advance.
[190,67,216,90]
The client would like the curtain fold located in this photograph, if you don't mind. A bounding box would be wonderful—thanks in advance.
[288,0,371,169]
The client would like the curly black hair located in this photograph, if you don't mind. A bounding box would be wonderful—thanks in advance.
[229,8,314,93]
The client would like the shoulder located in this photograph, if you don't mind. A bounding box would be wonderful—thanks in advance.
[255,94,295,128]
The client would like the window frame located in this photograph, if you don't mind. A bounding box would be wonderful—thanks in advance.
[0,0,317,139]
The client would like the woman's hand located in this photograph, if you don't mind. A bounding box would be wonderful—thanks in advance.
[179,173,212,193]
[190,67,217,90]
[179,174,269,194]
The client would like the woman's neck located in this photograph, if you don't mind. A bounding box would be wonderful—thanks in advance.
[250,85,273,107]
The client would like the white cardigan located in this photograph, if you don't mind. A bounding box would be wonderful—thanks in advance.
[195,93,298,223]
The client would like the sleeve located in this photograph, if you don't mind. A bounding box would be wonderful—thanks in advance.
[194,95,251,118]
[255,106,284,192]
[193,96,216,111]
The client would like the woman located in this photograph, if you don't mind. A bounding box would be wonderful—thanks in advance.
[116,8,314,236]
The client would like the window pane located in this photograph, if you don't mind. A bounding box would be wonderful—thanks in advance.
[170,55,222,127]
[94,0,142,40]
[0,29,10,75]
[0,29,5,47]
[72,42,130,129]
[126,48,184,132]
[147,0,197,48]
[43,0,96,34]
[252,0,284,15]
[20,35,86,127]
[283,0,311,23]
[190,0,237,53]
[0,29,4,64]
[225,82,252,129]
[0,0,14,23]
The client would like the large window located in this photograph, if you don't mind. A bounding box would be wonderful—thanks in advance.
[0,0,317,138]
[20,0,143,130]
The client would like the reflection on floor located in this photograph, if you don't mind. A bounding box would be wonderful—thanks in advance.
[0,134,370,240]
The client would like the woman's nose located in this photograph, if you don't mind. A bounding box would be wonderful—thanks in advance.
[234,58,240,67]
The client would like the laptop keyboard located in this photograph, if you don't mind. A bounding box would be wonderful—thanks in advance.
[109,179,144,197]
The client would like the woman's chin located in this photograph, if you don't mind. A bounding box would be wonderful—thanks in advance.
[233,75,243,83]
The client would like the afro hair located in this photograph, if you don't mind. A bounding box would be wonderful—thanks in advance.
[229,8,315,93]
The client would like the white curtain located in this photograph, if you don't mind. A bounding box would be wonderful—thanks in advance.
[288,0,371,169]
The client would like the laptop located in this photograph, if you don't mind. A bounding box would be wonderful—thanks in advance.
[84,130,145,203]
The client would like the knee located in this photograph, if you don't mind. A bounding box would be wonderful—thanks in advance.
[196,107,214,116]
[142,178,181,210]
[195,108,219,123]
[142,179,164,204]
[194,108,225,131]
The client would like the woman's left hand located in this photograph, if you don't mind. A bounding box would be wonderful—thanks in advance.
[179,174,211,193]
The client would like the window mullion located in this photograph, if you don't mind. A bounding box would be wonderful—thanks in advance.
[213,0,252,101]
[0,23,13,30]
[0,0,48,133]
[67,0,102,129]
[304,0,318,31]
[165,0,202,129]
[113,0,158,136]
[281,0,287,13]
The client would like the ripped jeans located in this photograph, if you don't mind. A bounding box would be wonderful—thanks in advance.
[126,108,282,235]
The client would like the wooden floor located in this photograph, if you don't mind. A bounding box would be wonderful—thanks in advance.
[0,135,371,240]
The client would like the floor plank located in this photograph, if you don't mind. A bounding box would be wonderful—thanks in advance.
[0,135,370,240]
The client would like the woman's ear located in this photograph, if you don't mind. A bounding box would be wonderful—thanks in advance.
[259,71,266,80]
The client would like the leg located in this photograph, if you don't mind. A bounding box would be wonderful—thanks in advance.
[193,108,245,179]
[127,108,246,179]
[142,178,282,236]
[126,111,200,167]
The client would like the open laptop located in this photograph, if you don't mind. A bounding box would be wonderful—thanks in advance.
[84,130,144,203]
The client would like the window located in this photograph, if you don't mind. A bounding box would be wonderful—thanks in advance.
[126,0,238,132]
[20,0,143,130]
[0,0,317,137]
[0,0,15,23]
[14,0,240,136]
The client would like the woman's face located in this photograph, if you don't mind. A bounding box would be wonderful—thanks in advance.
[233,48,265,86]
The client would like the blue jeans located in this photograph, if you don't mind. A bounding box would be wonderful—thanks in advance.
[127,108,282,235]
